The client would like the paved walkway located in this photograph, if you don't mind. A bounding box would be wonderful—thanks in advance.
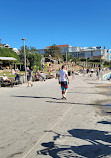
[0,75,111,158]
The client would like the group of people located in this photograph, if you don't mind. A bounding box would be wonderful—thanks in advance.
[1,67,33,87]
[1,65,69,99]
[3,64,103,100]
[82,66,110,80]
[1,64,110,101]
[2,67,20,83]
[82,67,95,77]
[11,67,20,75]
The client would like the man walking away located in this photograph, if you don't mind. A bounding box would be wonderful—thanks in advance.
[58,65,69,99]
[27,67,33,87]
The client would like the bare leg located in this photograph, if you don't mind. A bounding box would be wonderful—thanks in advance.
[6,79,12,83]
[28,81,30,87]
[62,90,65,98]
[64,89,67,98]
[27,80,33,87]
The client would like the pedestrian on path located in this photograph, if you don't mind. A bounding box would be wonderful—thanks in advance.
[90,68,94,77]
[27,67,33,87]
[83,67,86,77]
[58,65,69,99]
[96,67,99,80]
[72,69,75,79]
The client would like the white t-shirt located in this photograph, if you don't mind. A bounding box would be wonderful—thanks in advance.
[59,69,68,82]
[3,76,8,80]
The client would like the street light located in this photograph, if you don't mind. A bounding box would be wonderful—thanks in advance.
[66,51,67,69]
[86,57,87,69]
[22,38,27,83]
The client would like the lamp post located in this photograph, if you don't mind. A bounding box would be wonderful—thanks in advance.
[22,38,27,83]
[66,51,67,69]
[86,55,87,69]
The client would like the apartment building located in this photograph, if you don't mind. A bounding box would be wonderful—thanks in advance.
[36,44,81,55]
[36,44,111,62]
[69,46,111,62]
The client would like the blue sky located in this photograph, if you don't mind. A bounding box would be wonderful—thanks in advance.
[0,0,111,49]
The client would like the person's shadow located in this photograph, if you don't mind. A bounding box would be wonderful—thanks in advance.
[37,129,111,158]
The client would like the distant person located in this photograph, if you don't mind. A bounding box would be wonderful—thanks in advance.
[91,68,94,73]
[11,68,15,75]
[58,65,69,99]
[27,67,33,87]
[72,69,75,79]
[15,73,21,84]
[86,68,90,77]
[86,68,89,74]
[89,68,94,77]
[35,72,38,78]
[96,68,99,80]
[15,67,20,74]
[83,67,86,77]
[42,63,44,71]
[2,74,12,83]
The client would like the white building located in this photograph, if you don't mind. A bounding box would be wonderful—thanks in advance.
[2,44,11,48]
[36,44,111,62]
[12,48,20,54]
[69,46,111,62]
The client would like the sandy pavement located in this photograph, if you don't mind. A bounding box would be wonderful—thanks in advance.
[0,74,111,158]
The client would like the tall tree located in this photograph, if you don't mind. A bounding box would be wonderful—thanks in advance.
[33,53,42,71]
[30,47,37,53]
[19,46,30,63]
[63,53,72,62]
[0,47,20,65]
[27,52,36,68]
[44,44,62,59]
[0,47,19,60]
[19,46,42,70]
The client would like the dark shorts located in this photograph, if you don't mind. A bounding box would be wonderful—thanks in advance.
[27,76,31,81]
[61,81,68,91]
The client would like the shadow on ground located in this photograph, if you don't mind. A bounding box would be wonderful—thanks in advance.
[68,91,100,94]
[98,121,111,125]
[11,95,61,100]
[37,128,111,158]
[46,100,104,106]
[11,95,105,106]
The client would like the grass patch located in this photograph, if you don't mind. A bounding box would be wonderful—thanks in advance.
[0,71,25,78]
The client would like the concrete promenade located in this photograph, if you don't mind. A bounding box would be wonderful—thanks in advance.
[0,75,111,158]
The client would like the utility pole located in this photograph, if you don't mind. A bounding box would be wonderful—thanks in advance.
[66,51,67,69]
[22,38,27,83]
